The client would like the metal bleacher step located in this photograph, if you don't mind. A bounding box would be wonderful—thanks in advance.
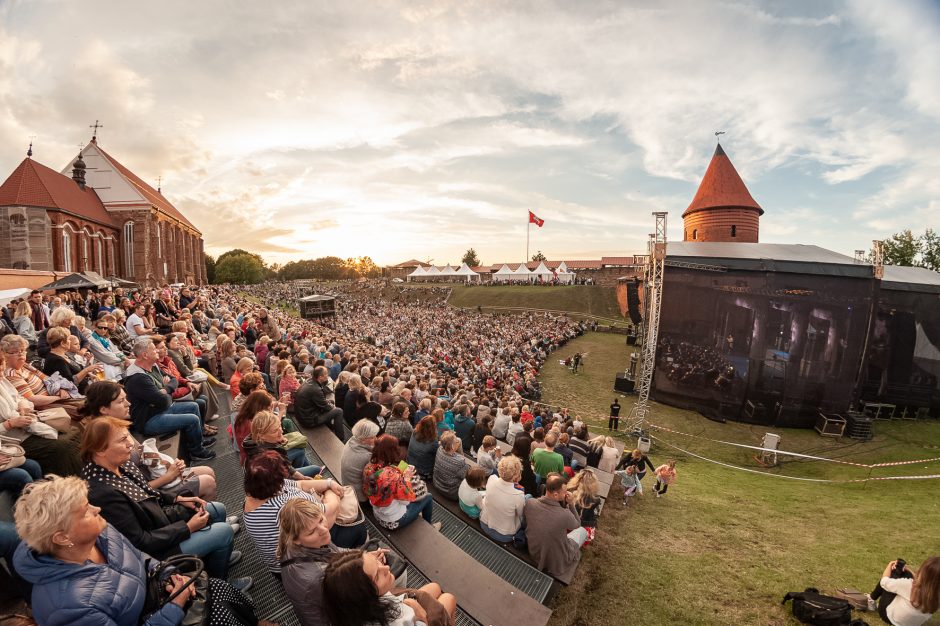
[430,502,554,603]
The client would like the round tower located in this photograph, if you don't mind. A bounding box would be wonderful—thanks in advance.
[682,143,762,243]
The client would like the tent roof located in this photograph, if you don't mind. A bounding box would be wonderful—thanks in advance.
[493,264,513,274]
[426,266,442,275]
[298,294,335,302]
[531,261,553,275]
[510,264,532,275]
[39,272,109,290]
[408,266,428,277]
[0,287,31,306]
[455,263,479,275]
[881,265,940,294]
[440,264,458,275]
[666,242,872,279]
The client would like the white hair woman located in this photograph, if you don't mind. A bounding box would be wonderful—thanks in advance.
[13,475,192,625]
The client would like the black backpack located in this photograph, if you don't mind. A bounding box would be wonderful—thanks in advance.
[781,588,860,626]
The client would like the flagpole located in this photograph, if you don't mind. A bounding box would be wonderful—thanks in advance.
[526,218,530,264]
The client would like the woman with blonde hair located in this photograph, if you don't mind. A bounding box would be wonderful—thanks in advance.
[279,499,405,626]
[229,356,256,399]
[12,300,37,347]
[568,469,601,544]
[278,364,301,409]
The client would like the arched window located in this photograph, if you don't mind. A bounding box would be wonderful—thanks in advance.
[95,237,104,273]
[123,221,135,277]
[692,229,697,240]
[731,225,737,238]
[82,231,90,270]
[62,229,73,272]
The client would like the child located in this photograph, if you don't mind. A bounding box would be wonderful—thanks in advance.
[458,466,488,519]
[569,469,601,544]
[653,459,677,497]
[614,464,642,506]
[477,435,501,475]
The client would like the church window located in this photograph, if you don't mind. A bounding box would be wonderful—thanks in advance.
[62,229,73,272]
[731,225,737,238]
[95,237,103,273]
[82,232,89,269]
[692,229,697,240]
[123,221,135,277]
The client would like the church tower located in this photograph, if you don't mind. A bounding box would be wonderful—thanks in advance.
[682,143,763,243]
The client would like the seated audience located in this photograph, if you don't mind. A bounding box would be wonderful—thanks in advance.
[524,473,589,579]
[41,326,103,394]
[432,431,467,501]
[79,417,248,586]
[476,435,501,475]
[294,365,346,441]
[323,549,456,626]
[364,434,437,531]
[340,418,380,503]
[479,455,527,548]
[242,410,321,478]
[385,401,414,447]
[453,404,476,453]
[532,432,565,482]
[406,415,439,481]
[458,466,488,519]
[569,469,601,544]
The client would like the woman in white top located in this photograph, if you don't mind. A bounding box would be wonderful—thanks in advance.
[870,557,939,626]
[598,436,620,473]
[323,549,456,626]
[479,455,527,547]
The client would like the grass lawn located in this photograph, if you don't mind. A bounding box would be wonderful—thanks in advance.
[447,285,625,323]
[541,332,940,626]
[240,292,299,318]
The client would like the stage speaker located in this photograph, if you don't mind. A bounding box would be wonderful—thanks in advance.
[626,334,637,345]
[614,374,636,393]
[627,280,642,325]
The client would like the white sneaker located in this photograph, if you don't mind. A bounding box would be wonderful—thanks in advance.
[866,594,877,612]
[655,491,661,498]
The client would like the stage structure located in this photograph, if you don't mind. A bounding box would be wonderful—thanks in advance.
[297,294,336,321]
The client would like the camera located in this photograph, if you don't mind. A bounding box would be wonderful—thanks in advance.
[892,558,907,578]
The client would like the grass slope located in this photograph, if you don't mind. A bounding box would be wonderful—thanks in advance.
[540,332,940,626]
[448,285,624,322]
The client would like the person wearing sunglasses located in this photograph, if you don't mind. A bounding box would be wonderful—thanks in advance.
[86,315,131,381]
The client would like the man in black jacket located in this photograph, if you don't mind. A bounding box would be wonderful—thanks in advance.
[294,365,346,441]
[124,337,215,461]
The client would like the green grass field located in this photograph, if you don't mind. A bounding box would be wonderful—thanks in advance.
[540,332,940,626]
[447,285,625,323]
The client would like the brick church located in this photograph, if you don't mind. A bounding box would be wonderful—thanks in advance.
[0,132,206,287]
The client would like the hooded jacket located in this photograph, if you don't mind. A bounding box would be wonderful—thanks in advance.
[13,524,184,626]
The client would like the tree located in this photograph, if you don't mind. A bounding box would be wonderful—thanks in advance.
[204,253,216,284]
[216,248,265,267]
[461,248,480,267]
[531,250,547,262]
[921,228,940,272]
[882,230,919,267]
[345,256,381,278]
[214,252,266,285]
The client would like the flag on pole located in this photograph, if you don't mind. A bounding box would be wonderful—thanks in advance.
[528,211,544,227]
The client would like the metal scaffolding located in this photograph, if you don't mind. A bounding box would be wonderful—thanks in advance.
[628,212,667,430]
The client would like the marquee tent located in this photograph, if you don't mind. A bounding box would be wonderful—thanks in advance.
[556,261,576,284]
[454,263,481,283]
[407,265,428,281]
[531,261,554,282]
[492,264,513,283]
[425,266,443,277]
[440,264,458,277]
[510,263,534,282]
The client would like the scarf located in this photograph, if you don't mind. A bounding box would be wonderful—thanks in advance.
[81,461,160,503]
[92,331,111,350]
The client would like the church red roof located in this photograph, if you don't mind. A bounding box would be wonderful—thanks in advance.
[0,158,116,228]
[683,144,763,217]
[94,142,200,233]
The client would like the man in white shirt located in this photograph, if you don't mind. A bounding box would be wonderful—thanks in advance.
[126,303,147,340]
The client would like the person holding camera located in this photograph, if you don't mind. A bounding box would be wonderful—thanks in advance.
[869,557,940,625]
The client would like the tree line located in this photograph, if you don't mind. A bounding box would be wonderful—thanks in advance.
[203,249,382,285]
[881,228,940,272]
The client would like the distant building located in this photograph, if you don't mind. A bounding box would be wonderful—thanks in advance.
[682,143,763,243]
[0,135,205,287]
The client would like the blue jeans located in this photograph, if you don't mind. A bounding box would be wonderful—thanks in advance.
[286,447,321,475]
[0,459,42,500]
[178,501,233,578]
[396,494,433,528]
[0,520,19,562]
[481,520,527,548]
[144,401,204,453]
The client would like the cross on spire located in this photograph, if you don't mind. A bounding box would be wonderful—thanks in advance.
[89,119,103,143]
[156,176,162,193]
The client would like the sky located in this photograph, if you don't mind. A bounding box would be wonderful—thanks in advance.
[1,0,939,267]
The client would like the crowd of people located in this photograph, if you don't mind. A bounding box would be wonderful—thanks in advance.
[0,280,937,626]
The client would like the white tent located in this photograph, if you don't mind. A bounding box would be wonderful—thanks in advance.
[492,264,513,283]
[406,266,428,282]
[454,263,481,283]
[0,287,30,306]
[531,261,554,283]
[556,261,576,284]
[426,266,443,276]
[510,263,534,282]
[440,264,458,277]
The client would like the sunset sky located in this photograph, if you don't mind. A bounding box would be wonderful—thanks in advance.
[1,0,938,266]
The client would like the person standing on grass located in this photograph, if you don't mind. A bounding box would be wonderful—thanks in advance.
[617,449,656,484]
[653,459,677,497]
[614,464,642,506]
[608,398,621,431]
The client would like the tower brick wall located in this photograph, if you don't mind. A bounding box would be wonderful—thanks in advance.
[683,207,760,243]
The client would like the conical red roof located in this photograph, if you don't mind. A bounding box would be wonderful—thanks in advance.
[0,157,116,227]
[682,144,762,217]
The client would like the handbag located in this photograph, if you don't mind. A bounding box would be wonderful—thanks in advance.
[0,437,26,471]
[410,474,429,500]
[333,484,365,526]
[141,555,209,626]
[36,407,71,433]
[282,431,308,450]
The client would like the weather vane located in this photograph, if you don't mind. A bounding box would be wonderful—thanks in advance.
[715,130,726,143]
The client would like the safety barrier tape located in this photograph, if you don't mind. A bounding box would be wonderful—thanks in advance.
[648,434,940,484]
[645,422,940,470]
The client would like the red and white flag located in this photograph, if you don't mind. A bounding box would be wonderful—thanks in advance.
[528,211,544,227]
